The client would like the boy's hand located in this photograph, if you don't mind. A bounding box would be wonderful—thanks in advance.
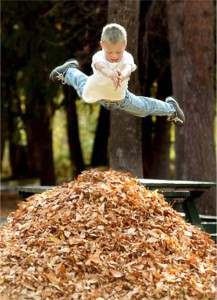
[94,62,123,90]
[106,70,122,90]
[114,70,122,90]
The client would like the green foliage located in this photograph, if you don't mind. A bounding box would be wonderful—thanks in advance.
[52,100,100,183]
[1,0,107,182]
[76,100,100,165]
[52,108,71,183]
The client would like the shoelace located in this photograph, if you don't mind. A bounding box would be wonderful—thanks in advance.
[55,72,66,84]
[167,114,183,124]
[172,116,183,124]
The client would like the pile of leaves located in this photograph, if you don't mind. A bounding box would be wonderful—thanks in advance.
[0,169,216,300]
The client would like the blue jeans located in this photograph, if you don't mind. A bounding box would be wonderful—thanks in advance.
[65,68,175,118]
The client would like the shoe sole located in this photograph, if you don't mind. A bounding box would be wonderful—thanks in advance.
[49,59,78,82]
[166,97,185,127]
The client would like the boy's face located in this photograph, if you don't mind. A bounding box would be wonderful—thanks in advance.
[100,41,126,63]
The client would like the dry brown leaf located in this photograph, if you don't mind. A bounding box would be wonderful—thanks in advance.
[110,269,124,278]
[0,168,216,300]
[45,273,60,284]
[88,254,101,264]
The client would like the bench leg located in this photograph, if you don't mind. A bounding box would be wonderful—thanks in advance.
[182,199,204,231]
[19,192,32,201]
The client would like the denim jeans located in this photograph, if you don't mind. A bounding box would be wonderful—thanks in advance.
[65,68,175,118]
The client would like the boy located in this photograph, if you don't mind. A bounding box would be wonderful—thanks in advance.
[49,23,185,126]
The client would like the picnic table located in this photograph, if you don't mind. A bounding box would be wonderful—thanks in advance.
[139,179,216,240]
[17,179,216,241]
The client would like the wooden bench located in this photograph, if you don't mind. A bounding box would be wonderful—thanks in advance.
[200,214,217,242]
[178,213,217,243]
[18,186,53,201]
[17,186,190,206]
[139,179,216,242]
[16,180,216,242]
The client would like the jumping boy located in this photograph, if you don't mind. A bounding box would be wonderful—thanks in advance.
[49,23,185,126]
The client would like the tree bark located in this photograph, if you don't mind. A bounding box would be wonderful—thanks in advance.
[141,1,172,179]
[34,108,56,185]
[1,77,10,171]
[167,0,216,214]
[108,0,143,177]
[25,71,56,185]
[152,67,172,179]
[91,107,110,167]
[25,120,40,178]
[7,82,28,178]
[64,87,84,178]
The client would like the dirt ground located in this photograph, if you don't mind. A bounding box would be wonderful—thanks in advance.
[1,191,20,221]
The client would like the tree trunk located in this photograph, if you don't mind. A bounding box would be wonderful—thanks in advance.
[25,74,56,185]
[108,0,143,178]
[91,107,110,167]
[25,121,40,178]
[142,117,153,178]
[140,0,172,179]
[33,103,56,185]
[7,83,28,178]
[1,78,10,170]
[64,87,84,178]
[152,65,173,179]
[1,111,7,170]
[167,0,216,214]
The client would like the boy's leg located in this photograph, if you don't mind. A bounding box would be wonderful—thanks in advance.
[99,93,175,116]
[49,59,88,98]
[122,91,174,117]
[118,91,185,126]
[65,68,88,98]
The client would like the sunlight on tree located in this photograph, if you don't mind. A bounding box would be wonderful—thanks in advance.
[1,141,12,178]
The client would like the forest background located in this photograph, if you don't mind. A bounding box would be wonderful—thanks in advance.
[1,0,216,214]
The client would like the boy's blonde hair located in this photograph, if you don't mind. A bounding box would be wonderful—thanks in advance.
[101,23,127,44]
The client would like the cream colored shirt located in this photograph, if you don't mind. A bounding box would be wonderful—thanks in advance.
[82,50,137,103]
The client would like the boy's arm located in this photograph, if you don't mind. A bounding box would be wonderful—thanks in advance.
[119,64,134,81]
[94,62,115,79]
